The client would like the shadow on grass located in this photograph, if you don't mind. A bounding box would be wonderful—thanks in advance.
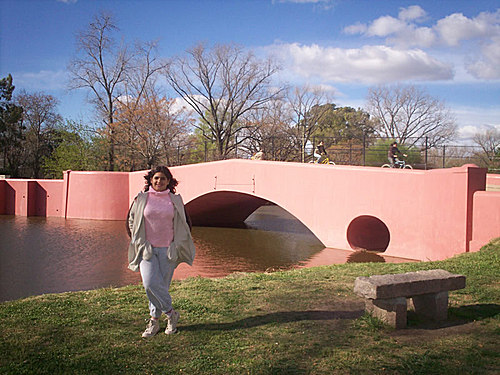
[449,303,500,320]
[407,303,500,329]
[181,309,364,331]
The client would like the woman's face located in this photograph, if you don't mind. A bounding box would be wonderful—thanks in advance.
[151,172,169,192]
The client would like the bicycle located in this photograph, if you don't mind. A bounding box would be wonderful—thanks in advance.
[309,156,335,165]
[381,158,412,169]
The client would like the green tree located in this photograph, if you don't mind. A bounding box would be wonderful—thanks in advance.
[181,126,217,164]
[312,104,375,143]
[0,74,24,176]
[42,121,103,178]
[16,91,63,178]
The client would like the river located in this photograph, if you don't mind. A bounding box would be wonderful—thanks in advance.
[0,206,413,302]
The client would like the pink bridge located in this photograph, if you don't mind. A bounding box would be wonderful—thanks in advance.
[1,160,499,261]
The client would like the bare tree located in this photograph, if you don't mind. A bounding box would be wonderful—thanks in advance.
[286,85,332,162]
[366,84,457,148]
[473,127,500,169]
[68,11,131,171]
[164,43,284,159]
[16,91,62,178]
[112,41,172,170]
[122,40,169,108]
[115,91,192,170]
[243,98,298,161]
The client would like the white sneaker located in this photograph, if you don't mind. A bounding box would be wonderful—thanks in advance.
[142,318,160,338]
[165,310,180,334]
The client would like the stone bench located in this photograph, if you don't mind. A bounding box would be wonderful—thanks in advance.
[354,269,466,328]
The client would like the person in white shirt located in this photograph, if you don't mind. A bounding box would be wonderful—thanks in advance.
[127,166,195,338]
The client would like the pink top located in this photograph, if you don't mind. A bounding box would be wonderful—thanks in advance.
[144,189,175,247]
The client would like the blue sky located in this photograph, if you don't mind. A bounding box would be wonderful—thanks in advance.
[1,0,499,142]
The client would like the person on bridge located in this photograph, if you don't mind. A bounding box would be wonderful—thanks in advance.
[388,142,407,167]
[127,166,195,338]
[251,149,264,160]
[314,141,328,163]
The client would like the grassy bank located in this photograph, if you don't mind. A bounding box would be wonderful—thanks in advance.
[1,240,499,375]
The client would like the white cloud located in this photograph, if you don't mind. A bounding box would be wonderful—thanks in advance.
[453,105,500,141]
[435,11,500,46]
[272,43,453,84]
[398,5,427,22]
[367,16,406,37]
[171,96,199,113]
[343,6,436,47]
[458,124,500,141]
[458,125,480,140]
[385,25,436,48]
[343,22,367,35]
[345,7,500,48]
[466,37,500,79]
[13,70,68,91]
[342,7,500,80]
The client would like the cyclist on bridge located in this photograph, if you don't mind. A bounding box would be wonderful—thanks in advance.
[314,141,328,163]
[388,141,407,168]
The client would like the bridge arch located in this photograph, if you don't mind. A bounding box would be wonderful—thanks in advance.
[186,191,271,227]
[187,191,391,253]
[185,190,325,244]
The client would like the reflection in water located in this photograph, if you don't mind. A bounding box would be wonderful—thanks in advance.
[0,206,415,302]
[0,216,137,303]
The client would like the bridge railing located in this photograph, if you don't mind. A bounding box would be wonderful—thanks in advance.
[165,135,499,172]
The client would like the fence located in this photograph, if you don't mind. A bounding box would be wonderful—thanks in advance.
[164,135,499,172]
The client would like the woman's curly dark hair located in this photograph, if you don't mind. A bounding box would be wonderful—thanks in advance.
[144,166,178,193]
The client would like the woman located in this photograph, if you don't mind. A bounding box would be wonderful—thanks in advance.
[127,166,195,338]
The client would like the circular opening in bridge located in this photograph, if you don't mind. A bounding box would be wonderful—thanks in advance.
[347,215,390,252]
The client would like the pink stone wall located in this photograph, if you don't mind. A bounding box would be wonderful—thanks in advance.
[3,179,30,216]
[470,191,500,252]
[32,180,64,217]
[129,170,147,204]
[63,171,130,220]
[0,180,6,214]
[0,179,64,216]
[487,174,500,190]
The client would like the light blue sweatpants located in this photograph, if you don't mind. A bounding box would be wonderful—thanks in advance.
[139,246,176,319]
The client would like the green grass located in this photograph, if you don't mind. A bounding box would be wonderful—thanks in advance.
[1,239,499,374]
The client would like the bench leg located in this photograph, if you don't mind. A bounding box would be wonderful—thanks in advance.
[365,297,407,329]
[411,291,449,321]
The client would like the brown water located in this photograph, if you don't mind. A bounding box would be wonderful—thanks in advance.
[0,206,413,302]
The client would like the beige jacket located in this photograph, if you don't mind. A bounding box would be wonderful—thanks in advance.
[127,191,195,272]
